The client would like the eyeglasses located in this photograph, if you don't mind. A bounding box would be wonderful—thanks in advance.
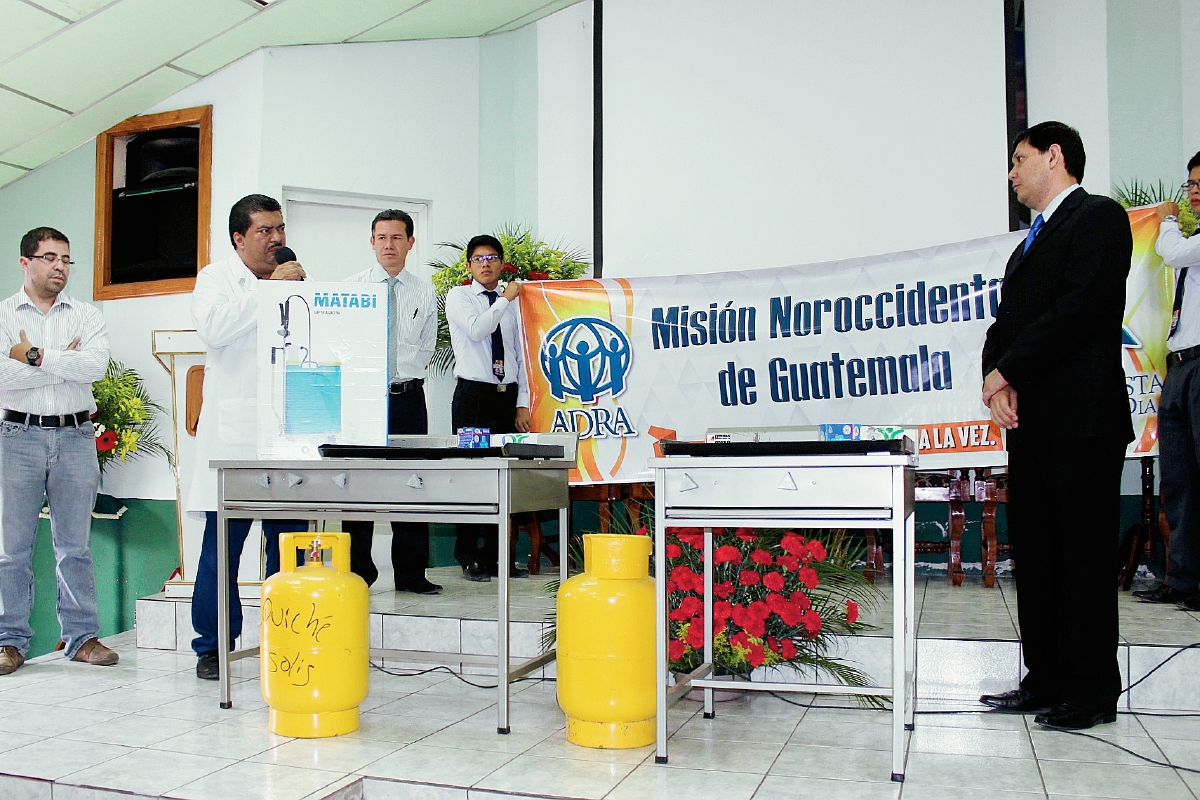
[469,254,501,264]
[1183,181,1200,191]
[27,254,74,267]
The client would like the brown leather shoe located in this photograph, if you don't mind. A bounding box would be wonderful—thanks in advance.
[70,638,119,666]
[0,646,24,675]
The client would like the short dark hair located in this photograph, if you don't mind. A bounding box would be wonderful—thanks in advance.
[1013,121,1086,182]
[1188,151,1200,173]
[372,209,414,238]
[228,194,281,246]
[466,234,503,262]
[21,227,69,258]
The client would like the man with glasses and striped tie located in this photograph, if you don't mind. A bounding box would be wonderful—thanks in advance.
[1134,151,1200,612]
[0,227,119,675]
[341,210,441,595]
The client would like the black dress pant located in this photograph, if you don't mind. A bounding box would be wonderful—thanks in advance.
[1007,433,1125,711]
[451,378,517,571]
[1159,358,1200,593]
[345,386,431,587]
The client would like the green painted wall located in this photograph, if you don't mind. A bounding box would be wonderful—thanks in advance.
[29,498,179,658]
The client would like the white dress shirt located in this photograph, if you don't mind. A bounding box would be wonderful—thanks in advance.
[343,264,436,382]
[0,288,109,415]
[444,280,530,407]
[186,256,264,513]
[1039,183,1081,222]
[1157,219,1200,351]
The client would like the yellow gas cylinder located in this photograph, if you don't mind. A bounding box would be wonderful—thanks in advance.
[260,531,369,738]
[557,533,656,748]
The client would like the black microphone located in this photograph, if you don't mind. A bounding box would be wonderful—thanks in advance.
[274,246,297,265]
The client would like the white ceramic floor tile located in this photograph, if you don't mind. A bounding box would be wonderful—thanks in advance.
[1038,758,1193,799]
[525,733,653,765]
[1030,729,1165,766]
[0,775,52,800]
[343,711,452,744]
[149,721,292,760]
[674,712,800,745]
[0,739,131,781]
[58,748,234,796]
[769,743,896,783]
[900,752,1044,794]
[2,705,123,739]
[366,743,515,788]
[250,735,403,773]
[605,763,763,800]
[910,724,1034,759]
[419,718,551,754]
[56,685,183,713]
[166,760,349,800]
[59,713,210,747]
[360,777,466,799]
[753,774,901,799]
[476,753,637,799]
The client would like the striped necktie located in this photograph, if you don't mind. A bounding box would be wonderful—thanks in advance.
[483,290,505,380]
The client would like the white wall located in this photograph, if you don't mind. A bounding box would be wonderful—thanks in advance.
[601,0,1010,279]
[537,0,594,259]
[1024,0,1112,196]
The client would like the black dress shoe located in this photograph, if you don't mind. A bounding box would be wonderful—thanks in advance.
[1132,584,1190,604]
[1035,703,1117,730]
[1179,593,1200,612]
[488,564,530,579]
[398,578,443,595]
[979,689,1056,713]
[462,563,491,582]
[196,651,219,681]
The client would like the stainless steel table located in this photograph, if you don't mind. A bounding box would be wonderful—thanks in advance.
[212,456,572,734]
[651,451,916,781]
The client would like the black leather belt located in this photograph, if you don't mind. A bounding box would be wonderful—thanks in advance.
[2,409,91,427]
[1167,345,1200,370]
[458,378,515,393]
[388,378,424,395]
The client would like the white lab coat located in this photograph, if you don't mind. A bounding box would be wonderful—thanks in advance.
[185,256,263,514]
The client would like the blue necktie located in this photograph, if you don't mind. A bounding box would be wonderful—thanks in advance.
[483,290,505,380]
[1170,267,1189,338]
[1023,214,1044,253]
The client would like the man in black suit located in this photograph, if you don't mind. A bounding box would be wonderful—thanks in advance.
[978,121,1134,730]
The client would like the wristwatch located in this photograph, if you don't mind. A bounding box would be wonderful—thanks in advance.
[25,346,39,366]
[1165,215,1178,223]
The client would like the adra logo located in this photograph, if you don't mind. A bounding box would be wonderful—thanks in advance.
[313,292,378,309]
[539,317,637,440]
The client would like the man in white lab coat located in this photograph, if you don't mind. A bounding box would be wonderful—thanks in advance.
[188,194,308,680]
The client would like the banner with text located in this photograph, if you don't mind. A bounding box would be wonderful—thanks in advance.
[520,212,1171,484]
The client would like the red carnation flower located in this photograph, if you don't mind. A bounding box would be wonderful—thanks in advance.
[714,545,743,565]
[670,565,700,593]
[713,600,733,625]
[846,600,860,624]
[808,540,828,562]
[762,571,785,592]
[676,532,704,549]
[528,270,550,280]
[713,581,734,599]
[685,620,705,649]
[735,527,757,542]
[776,554,800,572]
[746,640,766,667]
[501,262,518,274]
[766,593,790,614]
[798,566,819,590]
[738,570,761,587]
[781,639,797,659]
[668,638,686,660]
[634,525,648,536]
[748,599,770,620]
[729,631,751,652]
[780,533,805,554]
[766,635,781,654]
[750,549,773,566]
[802,609,822,636]
[666,543,682,559]
[791,591,811,611]
[96,430,118,452]
[461,277,472,285]
[670,595,703,621]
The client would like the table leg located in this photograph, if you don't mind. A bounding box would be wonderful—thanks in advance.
[217,471,232,709]
[905,507,916,732]
[497,475,511,735]
[559,507,569,586]
[948,498,964,586]
[703,527,714,719]
[891,469,909,781]
[654,472,669,764]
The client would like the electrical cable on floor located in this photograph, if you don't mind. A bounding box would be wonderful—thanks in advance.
[368,661,556,690]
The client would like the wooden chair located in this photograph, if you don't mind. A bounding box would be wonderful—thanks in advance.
[1118,457,1171,590]
[864,470,970,585]
[975,468,1010,588]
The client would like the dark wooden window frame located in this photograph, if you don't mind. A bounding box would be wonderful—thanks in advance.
[93,105,213,301]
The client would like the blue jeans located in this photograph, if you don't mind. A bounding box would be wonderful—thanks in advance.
[190,512,307,655]
[0,419,101,658]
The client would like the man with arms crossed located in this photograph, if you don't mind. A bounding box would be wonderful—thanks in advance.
[0,227,117,674]
[342,210,441,594]
[189,195,308,680]
[445,235,531,581]
[979,122,1133,729]
[1134,151,1200,611]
